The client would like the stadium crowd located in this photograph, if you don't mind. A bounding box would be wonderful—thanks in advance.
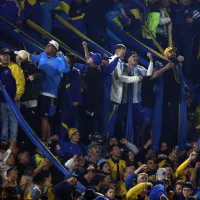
[0,0,200,199]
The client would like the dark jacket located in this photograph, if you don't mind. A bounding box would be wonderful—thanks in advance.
[21,60,45,101]
[83,67,104,109]
[54,181,76,200]
[59,67,82,108]
[0,64,16,102]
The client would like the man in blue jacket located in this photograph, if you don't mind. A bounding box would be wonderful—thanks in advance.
[27,40,69,140]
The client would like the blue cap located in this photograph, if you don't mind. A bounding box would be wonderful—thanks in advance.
[155,61,163,68]
[89,52,102,65]
[0,48,10,55]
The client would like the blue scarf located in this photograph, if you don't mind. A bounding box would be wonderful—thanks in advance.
[177,65,187,151]
[126,66,142,143]
[152,64,187,151]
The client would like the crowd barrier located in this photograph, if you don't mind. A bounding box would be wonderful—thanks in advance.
[0,81,85,192]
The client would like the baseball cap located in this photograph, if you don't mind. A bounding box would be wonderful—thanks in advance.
[89,52,102,65]
[97,159,108,167]
[49,40,59,51]
[0,48,10,55]
[14,50,28,60]
[164,47,173,56]
[156,168,167,180]
[155,61,164,68]
[88,142,99,149]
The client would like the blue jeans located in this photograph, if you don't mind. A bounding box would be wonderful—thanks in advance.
[0,101,21,141]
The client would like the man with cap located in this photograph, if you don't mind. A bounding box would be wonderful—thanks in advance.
[14,50,45,144]
[24,40,69,140]
[55,128,86,158]
[0,48,25,142]
[155,47,185,146]
[141,57,176,144]
[80,42,104,143]
[87,142,102,164]
[59,53,82,140]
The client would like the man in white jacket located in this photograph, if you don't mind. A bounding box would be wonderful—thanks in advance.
[107,44,153,138]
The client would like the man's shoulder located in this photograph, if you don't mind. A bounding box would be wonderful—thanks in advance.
[137,65,146,70]
[8,62,19,68]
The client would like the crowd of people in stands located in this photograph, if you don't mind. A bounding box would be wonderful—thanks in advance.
[0,0,200,200]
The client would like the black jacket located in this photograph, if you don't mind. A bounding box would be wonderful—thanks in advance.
[54,181,76,200]
[21,60,45,101]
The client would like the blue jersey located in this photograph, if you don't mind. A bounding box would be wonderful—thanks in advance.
[55,141,86,157]
[149,184,167,200]
[30,52,69,97]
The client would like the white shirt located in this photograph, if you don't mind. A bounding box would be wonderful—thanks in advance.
[123,61,153,104]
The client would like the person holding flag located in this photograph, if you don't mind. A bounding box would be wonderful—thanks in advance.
[122,51,153,145]
[152,47,186,150]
